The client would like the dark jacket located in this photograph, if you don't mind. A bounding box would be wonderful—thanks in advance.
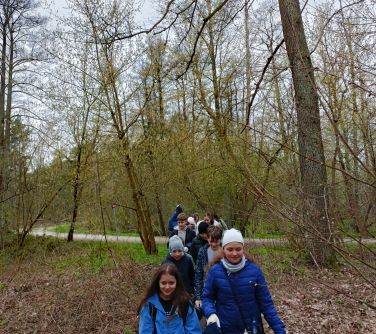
[190,235,208,264]
[202,260,286,334]
[162,253,195,295]
[194,244,210,301]
[169,228,196,251]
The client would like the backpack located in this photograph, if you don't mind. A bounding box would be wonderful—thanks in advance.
[218,219,228,230]
[148,301,192,333]
[214,218,228,230]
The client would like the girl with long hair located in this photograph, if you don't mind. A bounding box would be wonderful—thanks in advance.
[138,263,201,334]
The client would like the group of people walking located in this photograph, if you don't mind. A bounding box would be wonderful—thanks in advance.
[137,207,286,334]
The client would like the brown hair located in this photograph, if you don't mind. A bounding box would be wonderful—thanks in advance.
[209,248,257,270]
[207,225,223,240]
[204,212,214,224]
[137,263,190,318]
[177,212,187,221]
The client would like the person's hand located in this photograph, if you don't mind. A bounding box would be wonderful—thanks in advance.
[195,300,202,308]
[207,314,220,327]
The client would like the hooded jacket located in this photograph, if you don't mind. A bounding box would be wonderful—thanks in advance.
[138,293,201,334]
[162,253,195,295]
[202,260,286,334]
[190,235,208,264]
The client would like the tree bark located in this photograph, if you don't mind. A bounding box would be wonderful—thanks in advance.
[123,140,157,254]
[278,0,335,265]
[0,21,7,194]
[4,23,13,158]
[67,148,82,242]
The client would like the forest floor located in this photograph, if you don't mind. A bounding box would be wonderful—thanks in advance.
[0,236,375,334]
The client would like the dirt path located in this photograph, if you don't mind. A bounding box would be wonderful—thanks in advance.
[29,226,285,246]
[30,227,169,244]
[29,226,376,246]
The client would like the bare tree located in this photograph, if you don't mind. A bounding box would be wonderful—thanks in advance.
[0,0,44,240]
[75,0,158,254]
[278,0,336,265]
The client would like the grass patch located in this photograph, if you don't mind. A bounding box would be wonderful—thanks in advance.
[251,232,285,239]
[53,247,111,275]
[111,242,168,265]
[48,240,168,275]
[0,235,168,277]
[339,219,376,239]
[247,244,310,277]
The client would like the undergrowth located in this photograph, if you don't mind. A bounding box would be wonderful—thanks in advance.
[0,235,168,277]
[0,235,375,333]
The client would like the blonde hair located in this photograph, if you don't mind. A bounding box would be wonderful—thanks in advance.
[209,248,257,270]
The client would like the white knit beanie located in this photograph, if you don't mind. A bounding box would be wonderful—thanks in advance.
[169,235,184,253]
[222,228,244,247]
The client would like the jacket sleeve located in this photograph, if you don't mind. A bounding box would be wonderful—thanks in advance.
[189,255,195,293]
[184,304,202,334]
[190,238,198,263]
[255,269,286,334]
[202,266,217,318]
[194,248,205,300]
[168,206,182,231]
[138,304,155,334]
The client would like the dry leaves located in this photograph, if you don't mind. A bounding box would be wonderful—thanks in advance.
[0,260,375,333]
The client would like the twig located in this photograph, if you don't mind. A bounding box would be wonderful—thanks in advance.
[317,279,376,310]
[241,38,284,133]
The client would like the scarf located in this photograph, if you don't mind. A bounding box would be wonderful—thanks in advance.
[221,256,246,273]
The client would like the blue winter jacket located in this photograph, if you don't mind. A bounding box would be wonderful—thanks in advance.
[168,205,183,232]
[139,293,201,334]
[202,260,286,334]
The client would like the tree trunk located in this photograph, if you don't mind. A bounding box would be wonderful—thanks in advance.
[155,190,166,236]
[0,23,7,194]
[278,0,335,265]
[239,0,253,235]
[5,24,13,158]
[68,150,82,242]
[123,140,157,254]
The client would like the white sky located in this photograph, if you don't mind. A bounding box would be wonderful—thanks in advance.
[47,0,158,27]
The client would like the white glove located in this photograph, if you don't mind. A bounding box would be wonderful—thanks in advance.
[195,300,202,308]
[207,314,220,327]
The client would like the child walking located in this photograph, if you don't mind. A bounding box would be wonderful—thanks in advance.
[194,225,223,309]
[202,228,286,334]
[190,221,209,264]
[138,263,201,333]
[163,235,195,295]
